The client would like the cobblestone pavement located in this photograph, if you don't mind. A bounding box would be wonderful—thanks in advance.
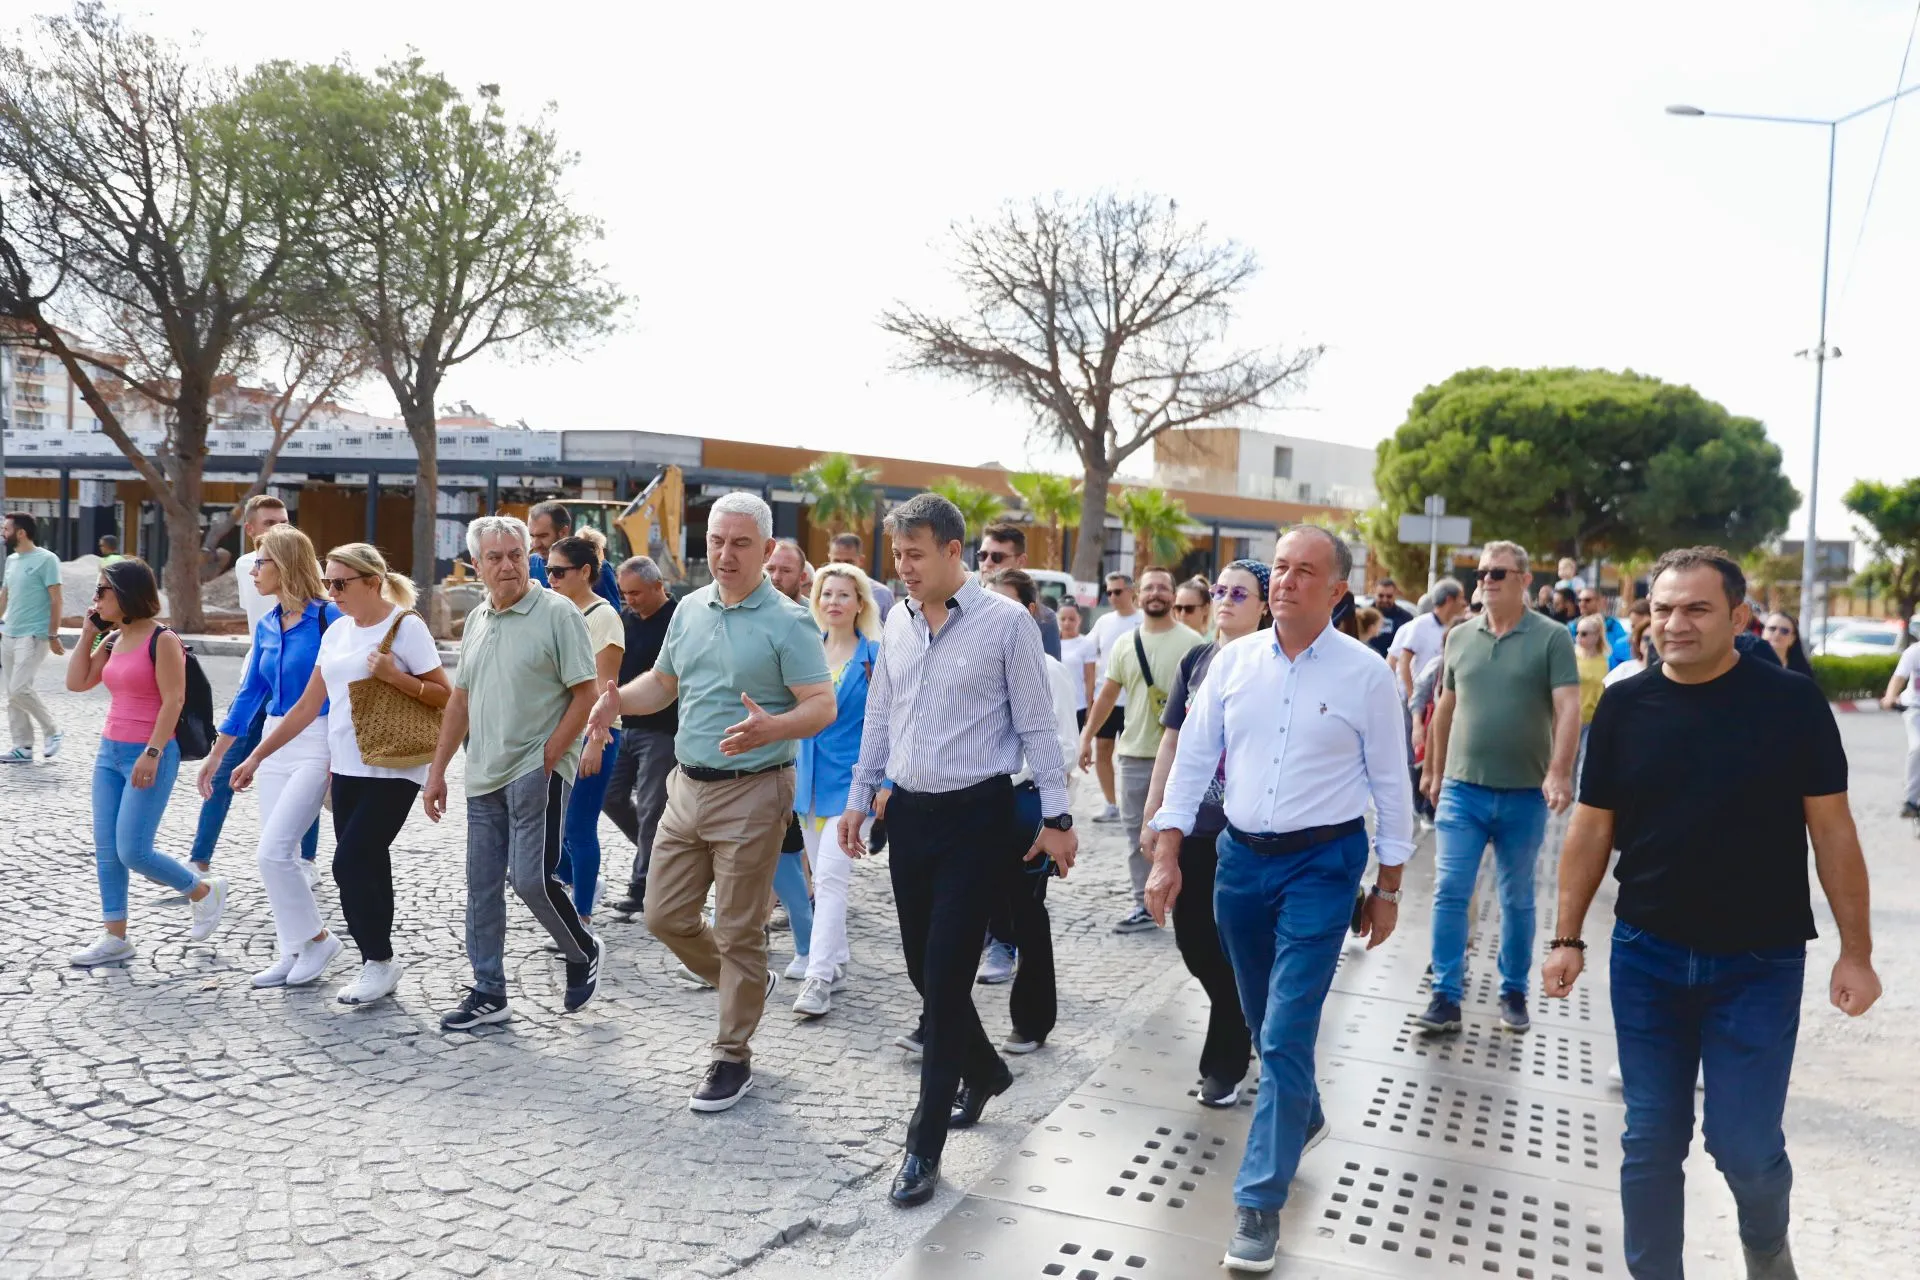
[0,655,1193,1280]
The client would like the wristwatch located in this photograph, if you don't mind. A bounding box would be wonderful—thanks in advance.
[142,746,160,759]
[1041,813,1073,832]
[1369,884,1402,905]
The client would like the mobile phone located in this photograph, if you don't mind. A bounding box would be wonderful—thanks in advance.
[1349,888,1369,934]
[87,610,107,631]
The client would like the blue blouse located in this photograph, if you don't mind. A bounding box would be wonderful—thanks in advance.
[795,633,883,819]
[220,599,342,736]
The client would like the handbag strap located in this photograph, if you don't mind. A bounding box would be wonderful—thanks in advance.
[377,609,413,656]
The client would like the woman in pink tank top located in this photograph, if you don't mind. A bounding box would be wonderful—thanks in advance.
[63,558,227,967]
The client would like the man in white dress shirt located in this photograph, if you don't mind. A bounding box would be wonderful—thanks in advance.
[1146,525,1415,1274]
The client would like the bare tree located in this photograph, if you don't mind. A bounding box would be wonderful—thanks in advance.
[881,193,1319,582]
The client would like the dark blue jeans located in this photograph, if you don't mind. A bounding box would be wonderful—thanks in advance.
[191,705,317,865]
[1213,827,1366,1210]
[556,728,619,918]
[1611,921,1803,1279]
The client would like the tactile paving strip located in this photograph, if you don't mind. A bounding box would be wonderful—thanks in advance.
[1316,1056,1622,1190]
[881,1196,1383,1280]
[1319,995,1613,1100]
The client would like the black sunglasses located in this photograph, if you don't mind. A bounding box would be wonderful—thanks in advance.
[978,549,1014,565]
[1481,568,1517,582]
[547,563,577,578]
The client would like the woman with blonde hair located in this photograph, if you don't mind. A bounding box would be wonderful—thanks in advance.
[787,561,884,1018]
[200,524,343,987]
[233,542,451,1006]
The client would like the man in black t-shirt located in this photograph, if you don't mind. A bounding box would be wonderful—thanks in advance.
[1544,546,1880,1280]
[604,557,679,915]
[1366,577,1415,658]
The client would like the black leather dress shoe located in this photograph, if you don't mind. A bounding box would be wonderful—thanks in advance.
[949,1068,1014,1130]
[890,1154,939,1207]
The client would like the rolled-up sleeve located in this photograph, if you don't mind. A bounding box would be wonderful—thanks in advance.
[1361,662,1416,866]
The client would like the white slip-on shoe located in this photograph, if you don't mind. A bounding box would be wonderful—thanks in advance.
[302,860,323,890]
[70,933,136,967]
[783,954,810,981]
[337,958,403,1006]
[251,952,300,988]
[187,878,229,942]
[286,932,343,986]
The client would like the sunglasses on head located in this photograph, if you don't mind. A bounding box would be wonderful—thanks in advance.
[1210,584,1254,604]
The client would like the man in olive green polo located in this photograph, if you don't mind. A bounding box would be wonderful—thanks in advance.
[1419,539,1581,1036]
[590,491,833,1112]
[425,515,601,1030]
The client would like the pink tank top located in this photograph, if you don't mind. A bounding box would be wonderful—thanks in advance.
[102,629,166,745]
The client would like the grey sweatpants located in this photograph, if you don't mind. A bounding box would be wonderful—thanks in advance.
[1118,754,1156,911]
[466,768,594,997]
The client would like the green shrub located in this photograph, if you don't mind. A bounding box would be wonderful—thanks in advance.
[1808,654,1898,702]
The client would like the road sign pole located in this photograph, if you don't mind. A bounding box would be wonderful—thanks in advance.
[1428,516,1439,594]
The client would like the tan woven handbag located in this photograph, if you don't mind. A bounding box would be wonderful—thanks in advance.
[348,611,443,769]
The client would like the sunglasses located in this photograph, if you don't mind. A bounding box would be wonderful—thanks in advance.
[323,574,373,593]
[547,563,578,578]
[1173,603,1204,615]
[251,556,274,570]
[93,583,114,599]
[1481,568,1517,582]
[1209,584,1254,604]
[1762,624,1793,636]
[978,549,1014,565]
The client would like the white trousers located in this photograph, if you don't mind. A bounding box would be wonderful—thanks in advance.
[3,635,57,748]
[799,811,870,983]
[255,717,332,957]
[1904,706,1920,807]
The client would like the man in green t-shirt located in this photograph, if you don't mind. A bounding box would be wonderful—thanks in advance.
[1419,540,1581,1036]
[1,512,65,763]
[1079,566,1203,934]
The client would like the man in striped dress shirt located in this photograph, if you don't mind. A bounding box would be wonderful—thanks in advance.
[839,492,1080,1209]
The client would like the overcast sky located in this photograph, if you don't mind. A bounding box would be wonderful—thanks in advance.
[21,1,1920,546]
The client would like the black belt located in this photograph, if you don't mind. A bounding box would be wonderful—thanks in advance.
[679,761,792,783]
[890,774,1013,810]
[1226,816,1366,856]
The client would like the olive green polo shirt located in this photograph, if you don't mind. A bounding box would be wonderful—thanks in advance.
[655,575,830,772]
[456,585,597,794]
[1442,607,1580,789]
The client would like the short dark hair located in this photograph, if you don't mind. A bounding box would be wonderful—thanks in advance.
[529,500,573,532]
[980,523,1026,553]
[831,532,863,551]
[984,567,1037,607]
[1138,565,1176,586]
[1651,545,1745,609]
[547,534,601,580]
[884,492,966,548]
[98,534,118,552]
[1377,577,1396,589]
[4,511,39,542]
[102,557,162,621]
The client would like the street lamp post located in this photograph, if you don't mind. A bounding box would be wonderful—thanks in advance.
[1667,86,1920,618]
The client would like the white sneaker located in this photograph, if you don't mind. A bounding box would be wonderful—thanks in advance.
[831,964,849,993]
[783,954,810,981]
[338,958,403,1006]
[793,978,832,1018]
[188,878,228,941]
[251,952,300,988]
[70,933,136,967]
[1093,803,1120,823]
[302,860,323,890]
[672,964,716,990]
[286,932,343,985]
[43,732,64,759]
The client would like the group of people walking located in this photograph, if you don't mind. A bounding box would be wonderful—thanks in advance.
[4,489,1898,1280]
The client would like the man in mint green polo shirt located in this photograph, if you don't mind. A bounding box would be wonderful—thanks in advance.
[2,512,66,763]
[1419,539,1581,1036]
[591,491,833,1112]
[426,515,602,1031]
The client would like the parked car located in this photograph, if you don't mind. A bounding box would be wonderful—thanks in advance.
[1817,621,1905,658]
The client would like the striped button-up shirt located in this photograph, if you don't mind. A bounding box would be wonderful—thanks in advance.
[848,576,1070,818]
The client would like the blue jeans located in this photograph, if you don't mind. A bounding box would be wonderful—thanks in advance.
[1213,827,1367,1210]
[1611,922,1802,1279]
[1430,780,1549,1002]
[191,705,317,865]
[93,738,197,921]
[555,728,619,917]
[773,850,814,957]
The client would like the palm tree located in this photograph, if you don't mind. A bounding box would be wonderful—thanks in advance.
[1110,486,1193,569]
[931,476,1009,541]
[1010,471,1081,569]
[793,452,881,534]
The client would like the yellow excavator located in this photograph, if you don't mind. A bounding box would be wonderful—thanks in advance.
[478,465,686,582]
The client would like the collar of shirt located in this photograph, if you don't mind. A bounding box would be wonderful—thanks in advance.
[484,585,543,617]
[1269,619,1337,663]
[903,575,979,621]
[706,575,778,612]
[1472,607,1544,641]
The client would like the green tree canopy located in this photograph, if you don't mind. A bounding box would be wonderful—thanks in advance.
[1109,486,1192,568]
[1375,368,1798,565]
[930,477,1007,541]
[794,452,879,534]
[1009,470,1080,569]
[1843,476,1920,637]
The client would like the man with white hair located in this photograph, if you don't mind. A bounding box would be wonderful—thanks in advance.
[425,514,603,1029]
[590,492,833,1112]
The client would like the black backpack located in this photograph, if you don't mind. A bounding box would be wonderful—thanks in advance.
[147,626,217,761]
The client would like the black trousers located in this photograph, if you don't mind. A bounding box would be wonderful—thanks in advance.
[328,774,420,964]
[1175,830,1253,1086]
[983,781,1057,1043]
[890,775,1019,1161]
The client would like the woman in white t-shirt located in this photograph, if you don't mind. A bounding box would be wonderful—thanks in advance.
[1057,601,1098,729]
[235,543,450,1007]
[545,533,624,925]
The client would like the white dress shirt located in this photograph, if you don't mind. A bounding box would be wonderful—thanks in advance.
[1387,610,1447,686]
[1013,655,1080,786]
[1151,622,1416,867]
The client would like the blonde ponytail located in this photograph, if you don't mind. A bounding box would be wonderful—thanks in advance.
[325,542,416,610]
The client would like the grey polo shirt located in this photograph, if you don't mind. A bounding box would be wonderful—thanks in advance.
[457,585,597,794]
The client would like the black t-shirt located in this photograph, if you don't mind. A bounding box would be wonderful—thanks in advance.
[1162,641,1227,837]
[1580,652,1847,953]
[619,597,679,733]
[1368,602,1416,657]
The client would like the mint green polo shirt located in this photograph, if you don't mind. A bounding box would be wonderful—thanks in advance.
[456,585,597,794]
[656,576,829,772]
[1442,607,1580,789]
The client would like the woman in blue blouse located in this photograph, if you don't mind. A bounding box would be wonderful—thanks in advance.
[788,563,884,1020]
[197,525,343,989]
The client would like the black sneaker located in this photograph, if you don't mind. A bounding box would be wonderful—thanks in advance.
[690,1059,754,1112]
[1902,801,1920,820]
[564,934,602,1012]
[1303,1110,1331,1155]
[1414,996,1462,1034]
[1198,1076,1241,1108]
[894,1028,924,1059]
[609,886,647,916]
[439,989,509,1031]
[1499,991,1531,1033]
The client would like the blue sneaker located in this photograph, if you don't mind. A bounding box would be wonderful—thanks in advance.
[1414,995,1462,1034]
[1223,1206,1279,1272]
[1499,991,1531,1033]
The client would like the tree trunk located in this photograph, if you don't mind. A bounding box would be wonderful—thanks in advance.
[161,475,205,633]
[404,409,440,626]
[1070,467,1110,583]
